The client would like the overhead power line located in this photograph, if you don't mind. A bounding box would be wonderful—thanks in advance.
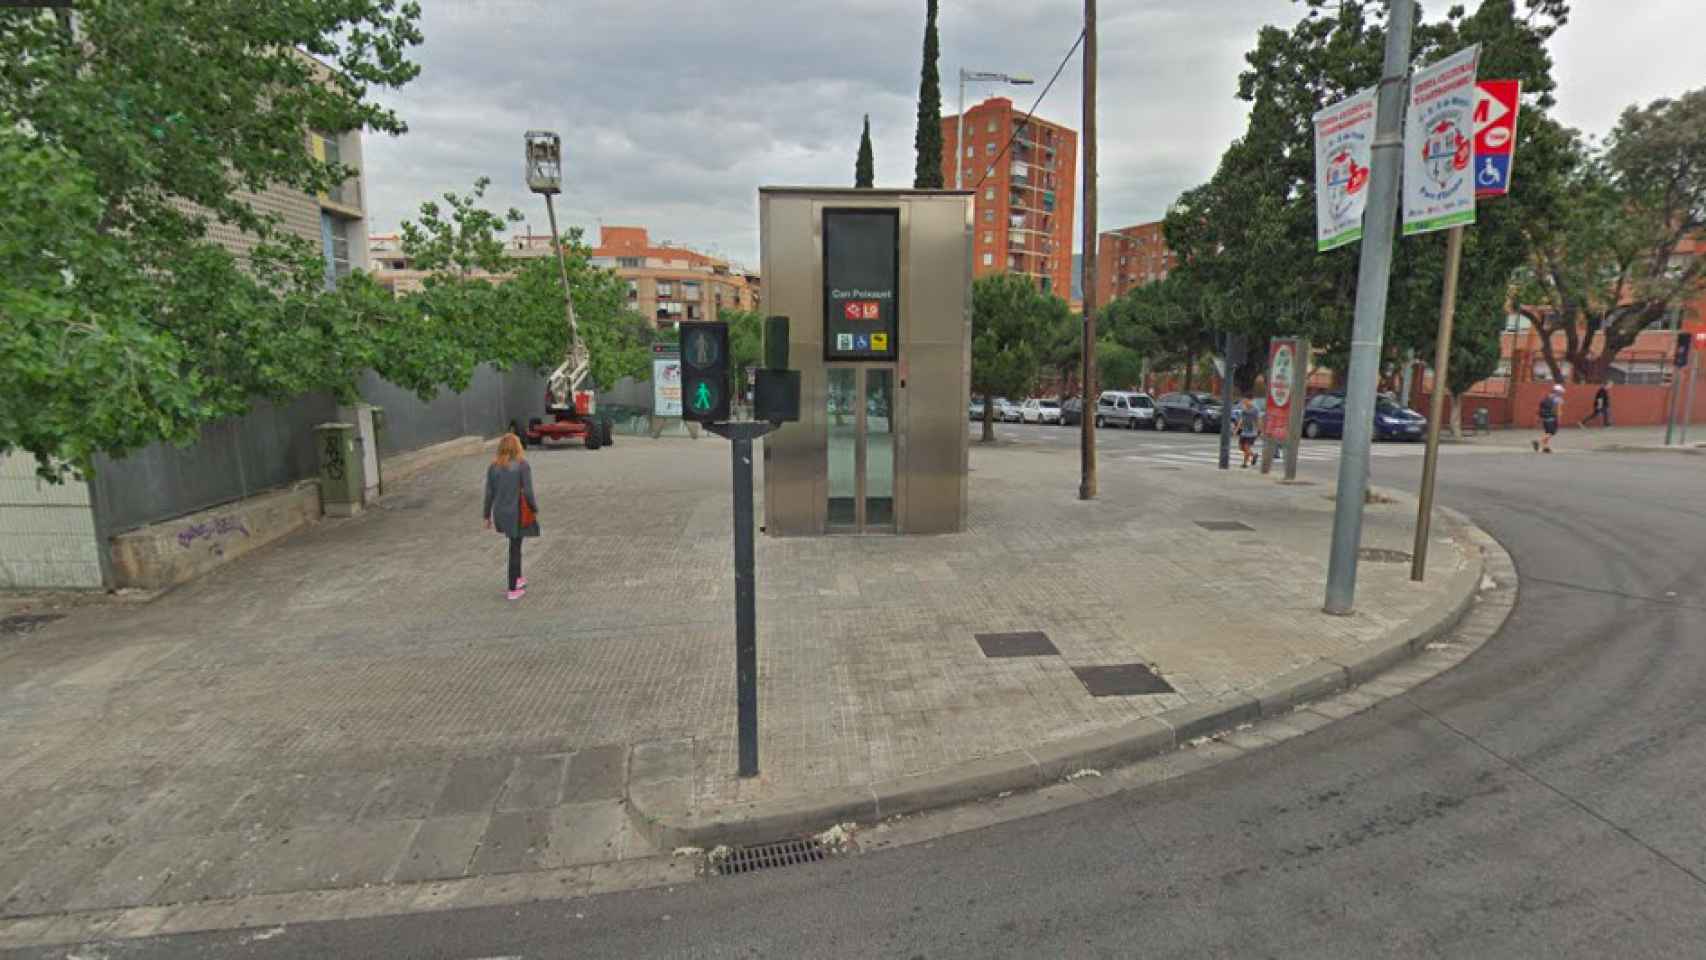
[975,28,1087,189]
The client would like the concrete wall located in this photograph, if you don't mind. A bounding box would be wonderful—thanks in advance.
[108,482,321,591]
[0,453,105,590]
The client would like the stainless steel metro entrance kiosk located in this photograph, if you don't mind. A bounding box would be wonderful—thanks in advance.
[759,188,973,535]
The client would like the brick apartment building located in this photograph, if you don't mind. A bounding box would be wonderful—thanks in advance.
[586,226,760,330]
[1096,220,1176,307]
[372,226,760,332]
[941,97,1078,297]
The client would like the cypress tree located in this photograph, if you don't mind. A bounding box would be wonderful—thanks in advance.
[912,0,943,188]
[856,115,875,188]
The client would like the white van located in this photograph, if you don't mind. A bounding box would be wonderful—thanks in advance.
[1095,391,1157,429]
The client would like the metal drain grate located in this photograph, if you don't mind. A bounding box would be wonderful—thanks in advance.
[1358,548,1411,563]
[715,838,827,876]
[1073,663,1176,697]
[1,614,65,636]
[975,631,1058,658]
[1195,520,1254,532]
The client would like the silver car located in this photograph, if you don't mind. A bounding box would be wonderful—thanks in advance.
[1094,391,1157,429]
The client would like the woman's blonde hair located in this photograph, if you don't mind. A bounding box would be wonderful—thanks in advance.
[494,433,526,466]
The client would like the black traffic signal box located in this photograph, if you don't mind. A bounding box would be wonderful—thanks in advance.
[1677,332,1693,371]
[681,322,730,424]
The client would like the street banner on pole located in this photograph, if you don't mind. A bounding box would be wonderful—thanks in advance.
[1313,86,1378,252]
[1473,79,1521,198]
[1265,338,1301,441]
[1403,45,1481,236]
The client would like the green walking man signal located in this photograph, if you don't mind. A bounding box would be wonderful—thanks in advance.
[680,322,730,424]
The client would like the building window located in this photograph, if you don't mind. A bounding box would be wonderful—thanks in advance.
[617,256,643,268]
[687,304,702,320]
[987,118,997,133]
[984,186,994,201]
[965,145,974,158]
[682,281,702,301]
[985,142,996,155]
[983,231,993,244]
[625,280,638,299]
[320,213,351,288]
[656,281,674,298]
[983,210,994,222]
[983,252,994,267]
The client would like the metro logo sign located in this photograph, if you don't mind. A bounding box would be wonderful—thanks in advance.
[842,300,881,321]
[1473,80,1521,198]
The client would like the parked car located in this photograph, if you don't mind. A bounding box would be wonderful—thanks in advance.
[1094,391,1157,430]
[968,397,985,421]
[992,398,1023,423]
[1155,392,1223,432]
[1060,396,1085,426]
[1301,392,1428,440]
[1020,398,1062,424]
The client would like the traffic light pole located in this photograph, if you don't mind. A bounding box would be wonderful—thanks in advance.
[707,420,776,778]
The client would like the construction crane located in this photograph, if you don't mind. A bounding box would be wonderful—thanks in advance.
[517,130,611,450]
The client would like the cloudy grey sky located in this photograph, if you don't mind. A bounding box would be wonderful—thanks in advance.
[363,0,1701,268]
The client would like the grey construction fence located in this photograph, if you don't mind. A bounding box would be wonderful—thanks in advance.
[90,365,549,538]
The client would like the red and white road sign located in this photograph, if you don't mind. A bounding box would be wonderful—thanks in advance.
[1474,80,1521,198]
[1265,338,1301,440]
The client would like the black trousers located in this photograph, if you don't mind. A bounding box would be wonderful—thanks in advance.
[507,537,523,590]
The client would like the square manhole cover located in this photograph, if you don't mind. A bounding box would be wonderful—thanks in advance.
[1195,520,1254,532]
[1,613,65,636]
[1072,663,1175,697]
[975,631,1059,658]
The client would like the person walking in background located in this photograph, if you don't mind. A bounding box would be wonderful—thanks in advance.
[1237,396,1263,468]
[1533,384,1565,454]
[483,434,540,600]
[1580,383,1612,427]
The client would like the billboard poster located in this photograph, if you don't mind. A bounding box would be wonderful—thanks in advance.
[823,208,900,362]
[1473,79,1521,198]
[1312,86,1378,252]
[652,355,682,417]
[1403,45,1481,236]
[1265,338,1301,440]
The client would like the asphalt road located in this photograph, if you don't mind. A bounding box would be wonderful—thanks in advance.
[16,441,1705,959]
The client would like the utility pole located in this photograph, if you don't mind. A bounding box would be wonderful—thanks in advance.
[1324,0,1414,616]
[1078,0,1098,501]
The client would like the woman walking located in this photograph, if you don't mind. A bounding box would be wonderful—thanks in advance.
[482,434,540,600]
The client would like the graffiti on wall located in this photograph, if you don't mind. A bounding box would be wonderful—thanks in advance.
[176,516,251,550]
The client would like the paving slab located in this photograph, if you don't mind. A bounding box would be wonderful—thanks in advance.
[0,433,1484,926]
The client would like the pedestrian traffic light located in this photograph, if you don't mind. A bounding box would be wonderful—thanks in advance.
[1677,332,1693,370]
[680,322,730,423]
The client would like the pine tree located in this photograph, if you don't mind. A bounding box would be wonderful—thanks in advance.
[913,0,944,189]
[856,115,875,188]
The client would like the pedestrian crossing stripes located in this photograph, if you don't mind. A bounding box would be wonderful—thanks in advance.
[1119,444,1424,467]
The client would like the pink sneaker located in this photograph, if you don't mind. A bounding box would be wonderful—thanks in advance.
[515,577,527,588]
[506,588,525,601]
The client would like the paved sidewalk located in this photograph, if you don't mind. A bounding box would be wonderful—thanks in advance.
[1453,423,1705,453]
[0,433,1475,926]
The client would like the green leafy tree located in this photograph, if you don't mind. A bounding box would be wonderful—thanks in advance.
[1097,341,1144,394]
[1518,89,1706,382]
[724,308,765,402]
[0,0,425,478]
[856,114,875,188]
[1163,0,1571,414]
[913,0,944,189]
[972,273,1065,442]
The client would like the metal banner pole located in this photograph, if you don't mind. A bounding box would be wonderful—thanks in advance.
[1325,0,1414,615]
[1684,353,1700,446]
[1412,225,1464,582]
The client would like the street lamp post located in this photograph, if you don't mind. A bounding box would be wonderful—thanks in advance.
[957,69,1034,190]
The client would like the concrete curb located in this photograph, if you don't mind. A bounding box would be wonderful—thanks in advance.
[1597,443,1704,457]
[627,496,1488,850]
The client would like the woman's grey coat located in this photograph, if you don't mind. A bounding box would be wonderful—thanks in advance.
[483,461,541,538]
